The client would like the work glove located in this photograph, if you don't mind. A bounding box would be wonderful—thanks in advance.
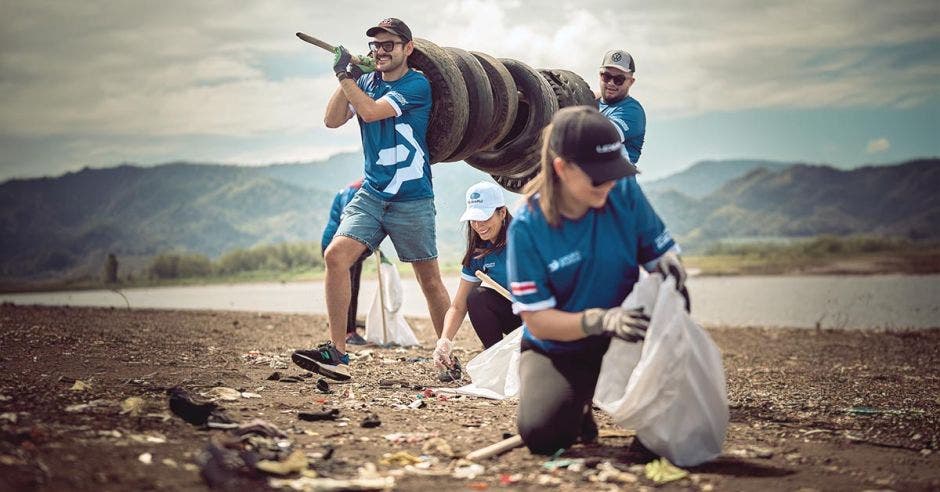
[656,251,687,292]
[433,337,454,369]
[581,307,650,343]
[332,46,352,78]
[353,55,375,75]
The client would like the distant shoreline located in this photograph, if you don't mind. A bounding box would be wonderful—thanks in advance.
[2,251,939,295]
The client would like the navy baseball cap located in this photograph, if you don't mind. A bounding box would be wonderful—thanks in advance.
[549,106,638,185]
[366,18,413,42]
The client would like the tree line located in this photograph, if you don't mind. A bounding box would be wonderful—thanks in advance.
[147,242,324,279]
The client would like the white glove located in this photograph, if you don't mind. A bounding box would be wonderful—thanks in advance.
[656,251,687,291]
[433,338,453,369]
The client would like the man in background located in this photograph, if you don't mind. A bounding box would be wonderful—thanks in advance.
[597,49,646,165]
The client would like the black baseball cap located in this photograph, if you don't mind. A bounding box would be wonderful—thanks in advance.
[366,18,413,42]
[549,106,638,185]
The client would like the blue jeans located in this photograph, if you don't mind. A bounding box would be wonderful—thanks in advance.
[335,187,438,262]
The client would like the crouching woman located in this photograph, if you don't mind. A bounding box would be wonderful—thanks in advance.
[507,106,687,453]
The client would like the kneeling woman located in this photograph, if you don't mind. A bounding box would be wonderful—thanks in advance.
[507,106,687,453]
[433,182,521,371]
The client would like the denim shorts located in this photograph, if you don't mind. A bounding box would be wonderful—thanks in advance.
[335,187,438,262]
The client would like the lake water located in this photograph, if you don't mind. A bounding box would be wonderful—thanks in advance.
[1,274,937,329]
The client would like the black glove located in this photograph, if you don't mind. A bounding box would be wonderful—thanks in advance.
[581,307,650,343]
[333,46,352,78]
[346,62,364,80]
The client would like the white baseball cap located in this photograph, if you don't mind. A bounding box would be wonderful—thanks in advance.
[459,181,506,222]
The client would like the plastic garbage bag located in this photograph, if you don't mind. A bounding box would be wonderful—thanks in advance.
[453,327,522,399]
[365,262,419,346]
[594,274,728,467]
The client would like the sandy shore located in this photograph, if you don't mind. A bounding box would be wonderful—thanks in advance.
[0,304,937,491]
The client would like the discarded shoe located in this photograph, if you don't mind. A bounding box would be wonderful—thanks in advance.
[298,408,340,422]
[360,413,381,428]
[291,342,351,381]
[345,332,368,346]
[316,378,333,394]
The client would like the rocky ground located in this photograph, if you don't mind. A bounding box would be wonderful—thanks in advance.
[0,304,938,491]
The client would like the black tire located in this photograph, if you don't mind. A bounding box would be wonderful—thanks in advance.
[466,58,558,174]
[408,38,469,164]
[539,69,596,109]
[469,52,518,153]
[555,69,597,107]
[492,160,542,193]
[441,47,495,162]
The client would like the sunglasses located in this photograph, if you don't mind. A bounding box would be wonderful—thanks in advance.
[368,40,405,53]
[599,72,628,86]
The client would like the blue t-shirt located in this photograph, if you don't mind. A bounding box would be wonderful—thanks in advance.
[460,243,509,290]
[599,95,645,165]
[321,182,362,253]
[507,177,676,353]
[356,70,433,202]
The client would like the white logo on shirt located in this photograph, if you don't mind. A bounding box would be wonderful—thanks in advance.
[376,123,425,195]
[547,251,582,272]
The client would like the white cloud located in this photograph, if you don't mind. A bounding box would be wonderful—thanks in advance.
[0,0,937,176]
[866,137,891,154]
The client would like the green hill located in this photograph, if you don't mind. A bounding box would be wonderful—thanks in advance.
[1,155,937,280]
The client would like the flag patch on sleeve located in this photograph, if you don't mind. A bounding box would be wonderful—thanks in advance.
[511,281,537,296]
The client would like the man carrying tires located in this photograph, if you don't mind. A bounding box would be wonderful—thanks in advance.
[597,50,646,165]
[292,18,451,381]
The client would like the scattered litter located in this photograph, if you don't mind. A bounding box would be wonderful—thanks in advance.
[438,356,463,383]
[241,351,289,369]
[298,408,340,422]
[64,399,109,413]
[316,379,332,394]
[168,386,233,428]
[70,380,90,392]
[162,458,178,468]
[0,412,18,424]
[590,461,638,484]
[499,473,522,485]
[138,452,153,465]
[467,482,488,490]
[408,399,425,410]
[421,437,454,457]
[267,372,282,381]
[256,449,308,476]
[240,392,262,399]
[278,376,304,383]
[120,397,146,416]
[453,461,485,479]
[846,406,906,416]
[269,472,394,491]
[200,387,241,402]
[644,458,688,484]
[129,433,167,444]
[383,432,438,444]
[380,451,422,466]
[542,458,585,471]
[360,413,381,428]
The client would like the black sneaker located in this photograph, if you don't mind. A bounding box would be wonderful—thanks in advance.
[345,332,368,346]
[292,342,351,381]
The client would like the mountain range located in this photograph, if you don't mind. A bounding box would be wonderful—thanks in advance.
[0,154,936,280]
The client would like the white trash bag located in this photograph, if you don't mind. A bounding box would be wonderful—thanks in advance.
[459,327,523,399]
[365,262,419,347]
[594,274,728,467]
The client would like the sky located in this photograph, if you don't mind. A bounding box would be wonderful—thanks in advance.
[0,0,938,182]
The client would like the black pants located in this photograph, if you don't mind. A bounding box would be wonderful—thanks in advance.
[346,255,366,334]
[516,338,610,454]
[466,286,521,349]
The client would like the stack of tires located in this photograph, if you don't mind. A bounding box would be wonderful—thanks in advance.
[409,39,596,192]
